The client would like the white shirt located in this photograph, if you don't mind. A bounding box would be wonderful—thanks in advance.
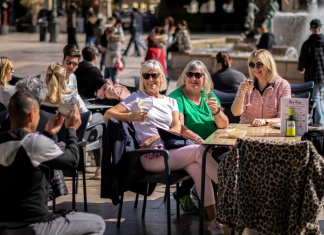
[65,73,78,92]
[121,92,179,145]
[0,85,16,107]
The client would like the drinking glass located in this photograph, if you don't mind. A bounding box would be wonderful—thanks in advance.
[246,78,254,106]
[138,97,153,124]
[205,91,213,119]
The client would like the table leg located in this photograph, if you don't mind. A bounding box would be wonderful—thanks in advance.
[199,145,213,235]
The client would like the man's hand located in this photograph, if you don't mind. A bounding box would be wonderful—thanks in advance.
[300,69,305,74]
[45,113,65,135]
[65,105,82,130]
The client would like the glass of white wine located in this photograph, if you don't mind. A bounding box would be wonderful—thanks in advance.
[246,78,254,106]
[205,91,213,119]
[138,97,153,124]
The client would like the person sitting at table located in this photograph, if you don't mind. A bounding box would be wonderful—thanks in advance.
[43,62,104,180]
[104,60,225,235]
[211,52,245,92]
[169,60,229,214]
[231,49,291,126]
[0,57,15,107]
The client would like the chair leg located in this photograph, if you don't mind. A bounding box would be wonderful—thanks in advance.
[76,171,79,194]
[117,185,125,228]
[82,167,88,212]
[176,183,180,218]
[141,183,149,219]
[163,188,167,202]
[72,171,76,210]
[134,193,139,208]
[166,180,171,235]
[52,196,56,213]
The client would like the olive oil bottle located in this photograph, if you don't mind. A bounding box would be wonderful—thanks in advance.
[286,108,296,137]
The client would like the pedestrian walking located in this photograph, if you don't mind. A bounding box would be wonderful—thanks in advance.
[123,8,141,57]
[66,2,79,49]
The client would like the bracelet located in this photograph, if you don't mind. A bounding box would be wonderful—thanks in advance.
[128,113,132,122]
[212,107,221,116]
[237,96,244,101]
[195,136,202,141]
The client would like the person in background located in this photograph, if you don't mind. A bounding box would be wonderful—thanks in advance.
[135,8,147,53]
[253,24,275,52]
[0,57,15,106]
[75,45,107,99]
[231,49,291,126]
[298,19,324,126]
[169,60,228,215]
[101,17,116,35]
[62,46,81,91]
[100,17,117,72]
[151,27,168,57]
[168,20,191,54]
[94,18,104,47]
[66,2,78,49]
[115,19,124,36]
[211,52,246,91]
[123,9,141,57]
[85,12,97,46]
[99,27,124,83]
[164,16,175,47]
[145,35,166,75]
[84,7,94,42]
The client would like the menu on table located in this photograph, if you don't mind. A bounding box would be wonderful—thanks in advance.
[280,98,309,136]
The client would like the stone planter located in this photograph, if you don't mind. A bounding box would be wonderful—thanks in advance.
[0,25,9,35]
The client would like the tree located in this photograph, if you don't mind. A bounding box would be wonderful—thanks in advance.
[20,0,44,26]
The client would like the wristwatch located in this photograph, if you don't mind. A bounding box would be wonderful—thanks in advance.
[265,119,269,126]
[212,107,221,116]
[195,136,202,141]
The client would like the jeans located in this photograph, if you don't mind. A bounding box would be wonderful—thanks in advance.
[86,35,96,46]
[67,27,78,49]
[0,212,105,235]
[312,84,324,126]
[135,32,147,51]
[104,67,118,83]
[123,34,140,56]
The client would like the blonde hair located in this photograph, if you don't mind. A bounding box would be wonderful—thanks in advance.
[177,60,213,92]
[247,49,278,83]
[139,60,167,92]
[45,62,73,104]
[0,57,13,89]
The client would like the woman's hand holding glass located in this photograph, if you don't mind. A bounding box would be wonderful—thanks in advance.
[206,97,219,114]
[129,110,149,122]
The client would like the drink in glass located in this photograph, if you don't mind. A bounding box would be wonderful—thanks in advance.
[246,78,254,106]
[205,91,213,119]
[137,97,153,124]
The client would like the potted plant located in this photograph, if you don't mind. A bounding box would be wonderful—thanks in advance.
[20,0,44,33]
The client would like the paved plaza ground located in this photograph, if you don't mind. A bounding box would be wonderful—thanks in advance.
[1,32,324,235]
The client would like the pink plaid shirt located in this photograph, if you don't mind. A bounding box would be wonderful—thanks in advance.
[234,77,291,124]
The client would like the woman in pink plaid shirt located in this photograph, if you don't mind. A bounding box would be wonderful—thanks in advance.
[231,49,291,126]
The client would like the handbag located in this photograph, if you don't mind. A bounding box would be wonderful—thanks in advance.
[116,58,124,71]
[157,128,195,150]
[97,79,131,101]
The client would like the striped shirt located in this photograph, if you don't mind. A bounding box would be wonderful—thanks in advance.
[234,77,291,124]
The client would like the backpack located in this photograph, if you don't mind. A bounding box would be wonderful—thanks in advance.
[301,130,324,156]
[97,79,131,101]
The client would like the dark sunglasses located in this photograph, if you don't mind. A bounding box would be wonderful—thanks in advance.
[249,62,263,69]
[65,60,79,66]
[186,72,204,79]
[143,73,159,80]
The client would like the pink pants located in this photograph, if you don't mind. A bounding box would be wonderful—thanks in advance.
[140,144,218,207]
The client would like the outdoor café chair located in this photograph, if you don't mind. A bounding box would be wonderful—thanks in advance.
[212,89,240,123]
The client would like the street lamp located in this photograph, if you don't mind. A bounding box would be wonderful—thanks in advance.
[49,0,59,42]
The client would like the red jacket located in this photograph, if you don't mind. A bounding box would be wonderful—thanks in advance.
[145,48,167,74]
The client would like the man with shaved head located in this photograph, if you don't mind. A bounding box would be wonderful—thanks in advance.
[0,91,105,234]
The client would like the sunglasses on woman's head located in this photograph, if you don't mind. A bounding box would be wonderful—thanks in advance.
[143,74,159,80]
[186,72,204,79]
[65,60,79,66]
[141,60,160,67]
[249,62,263,69]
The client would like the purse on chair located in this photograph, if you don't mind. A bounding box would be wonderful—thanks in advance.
[157,128,195,150]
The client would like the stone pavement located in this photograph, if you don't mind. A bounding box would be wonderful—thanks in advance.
[1,32,324,235]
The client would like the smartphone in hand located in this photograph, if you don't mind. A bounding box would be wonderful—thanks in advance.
[58,103,74,116]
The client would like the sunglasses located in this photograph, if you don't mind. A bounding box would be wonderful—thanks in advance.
[141,60,160,67]
[143,73,159,80]
[65,60,79,66]
[249,62,263,69]
[186,72,204,79]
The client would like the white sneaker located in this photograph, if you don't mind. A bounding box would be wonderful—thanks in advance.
[208,219,224,235]
[93,168,101,180]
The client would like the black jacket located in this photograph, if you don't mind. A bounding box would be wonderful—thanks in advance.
[211,67,245,91]
[257,32,275,52]
[101,118,156,205]
[298,34,324,84]
[0,128,78,223]
[74,61,107,99]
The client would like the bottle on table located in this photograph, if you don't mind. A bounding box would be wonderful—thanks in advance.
[286,108,296,137]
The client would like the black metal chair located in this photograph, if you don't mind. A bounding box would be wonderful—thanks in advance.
[0,102,7,112]
[107,119,191,235]
[212,89,240,123]
[292,92,310,99]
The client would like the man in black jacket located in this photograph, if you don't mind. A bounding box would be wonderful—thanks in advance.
[255,24,275,52]
[0,91,105,234]
[298,19,324,126]
[75,45,107,99]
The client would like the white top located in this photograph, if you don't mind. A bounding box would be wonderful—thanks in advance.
[65,73,78,92]
[121,92,179,145]
[0,85,16,107]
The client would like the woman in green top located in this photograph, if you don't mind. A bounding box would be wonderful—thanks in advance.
[169,60,229,214]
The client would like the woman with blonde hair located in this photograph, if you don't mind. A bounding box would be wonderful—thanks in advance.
[0,57,15,106]
[104,60,225,234]
[231,49,291,126]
